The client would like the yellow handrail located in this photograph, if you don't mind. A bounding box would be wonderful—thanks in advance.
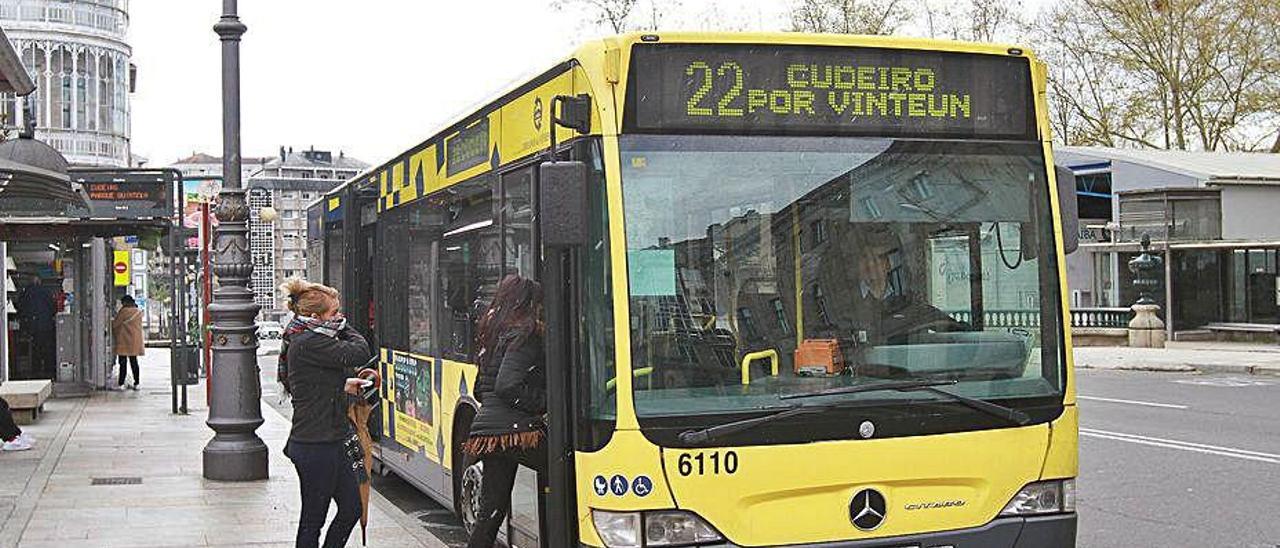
[606,367,653,391]
[740,349,779,385]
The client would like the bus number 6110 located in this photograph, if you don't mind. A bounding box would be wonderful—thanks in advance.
[677,451,739,476]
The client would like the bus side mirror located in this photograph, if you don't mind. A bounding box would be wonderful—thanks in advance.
[540,161,589,247]
[1055,164,1079,255]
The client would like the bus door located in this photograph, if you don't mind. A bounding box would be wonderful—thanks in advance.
[536,95,596,547]
[499,163,542,547]
[346,184,379,347]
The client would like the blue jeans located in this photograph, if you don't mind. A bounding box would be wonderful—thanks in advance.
[285,440,361,548]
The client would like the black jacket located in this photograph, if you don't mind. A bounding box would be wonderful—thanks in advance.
[286,326,372,443]
[469,333,546,437]
[17,285,56,332]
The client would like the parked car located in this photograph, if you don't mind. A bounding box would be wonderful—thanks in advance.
[258,321,283,340]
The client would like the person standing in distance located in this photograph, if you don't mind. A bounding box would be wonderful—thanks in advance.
[16,275,56,379]
[112,295,145,389]
[464,275,547,548]
[278,279,375,548]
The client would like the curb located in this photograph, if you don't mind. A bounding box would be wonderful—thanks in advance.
[1077,362,1280,377]
[1193,363,1280,377]
[1076,363,1196,373]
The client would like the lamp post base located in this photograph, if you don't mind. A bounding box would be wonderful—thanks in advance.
[203,437,268,481]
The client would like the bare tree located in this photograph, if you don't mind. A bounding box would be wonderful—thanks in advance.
[1031,0,1280,151]
[554,0,684,33]
[964,0,1020,42]
[789,0,911,35]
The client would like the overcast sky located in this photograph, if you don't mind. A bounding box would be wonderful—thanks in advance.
[128,0,1045,167]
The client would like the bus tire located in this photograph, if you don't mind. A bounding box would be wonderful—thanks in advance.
[453,406,482,536]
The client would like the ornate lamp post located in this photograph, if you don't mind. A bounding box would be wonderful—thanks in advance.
[1126,234,1166,348]
[203,0,268,481]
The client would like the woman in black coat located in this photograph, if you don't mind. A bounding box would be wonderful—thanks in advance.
[279,279,374,548]
[463,275,547,548]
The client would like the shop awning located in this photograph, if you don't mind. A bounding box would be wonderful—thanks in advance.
[0,27,35,96]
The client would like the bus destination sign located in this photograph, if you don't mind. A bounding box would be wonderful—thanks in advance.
[627,44,1034,139]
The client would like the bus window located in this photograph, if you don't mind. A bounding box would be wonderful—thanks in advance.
[436,174,499,362]
[325,225,345,297]
[575,138,617,451]
[406,201,438,356]
[500,167,534,278]
[378,207,410,351]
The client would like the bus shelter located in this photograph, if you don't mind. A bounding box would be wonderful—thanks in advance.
[1,158,199,409]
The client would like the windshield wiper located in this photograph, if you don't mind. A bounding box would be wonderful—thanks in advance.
[676,379,1032,446]
[679,380,964,445]
[783,378,1031,426]
[677,405,827,445]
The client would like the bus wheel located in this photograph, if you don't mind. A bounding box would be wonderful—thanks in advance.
[457,457,484,535]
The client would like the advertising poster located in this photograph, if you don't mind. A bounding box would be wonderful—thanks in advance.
[182,179,221,249]
[391,353,434,452]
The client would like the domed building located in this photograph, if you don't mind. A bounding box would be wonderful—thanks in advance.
[0,0,132,167]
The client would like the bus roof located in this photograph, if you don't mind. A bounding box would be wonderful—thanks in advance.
[332,32,1040,204]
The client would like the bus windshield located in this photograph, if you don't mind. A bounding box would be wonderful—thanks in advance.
[620,134,1065,444]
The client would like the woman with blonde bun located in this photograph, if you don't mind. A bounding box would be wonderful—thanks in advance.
[277,278,374,548]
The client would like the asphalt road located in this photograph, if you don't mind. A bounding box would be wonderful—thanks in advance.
[1076,369,1280,547]
[257,352,1280,547]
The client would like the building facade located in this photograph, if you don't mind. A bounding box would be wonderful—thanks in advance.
[247,147,366,320]
[1059,147,1280,338]
[0,0,133,167]
[170,152,268,182]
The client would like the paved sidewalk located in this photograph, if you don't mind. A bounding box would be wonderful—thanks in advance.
[1074,341,1280,376]
[0,350,442,548]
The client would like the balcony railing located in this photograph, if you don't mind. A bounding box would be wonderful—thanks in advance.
[38,127,128,167]
[947,310,1041,328]
[1070,307,1131,329]
[946,308,1132,329]
[0,0,128,38]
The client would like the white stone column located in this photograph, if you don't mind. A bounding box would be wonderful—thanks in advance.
[92,49,103,132]
[70,47,80,130]
[42,43,53,128]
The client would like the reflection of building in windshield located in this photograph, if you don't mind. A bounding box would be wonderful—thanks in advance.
[626,138,1057,390]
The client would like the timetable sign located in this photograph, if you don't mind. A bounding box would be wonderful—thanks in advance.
[627,43,1035,139]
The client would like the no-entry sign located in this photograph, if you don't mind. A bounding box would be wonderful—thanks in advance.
[113,250,130,287]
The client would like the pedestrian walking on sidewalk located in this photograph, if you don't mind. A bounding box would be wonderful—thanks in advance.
[463,275,547,548]
[278,279,375,548]
[112,295,145,390]
[1,395,36,451]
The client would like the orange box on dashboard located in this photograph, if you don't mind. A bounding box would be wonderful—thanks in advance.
[794,339,844,376]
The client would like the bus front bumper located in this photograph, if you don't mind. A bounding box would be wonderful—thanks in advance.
[583,513,1076,548]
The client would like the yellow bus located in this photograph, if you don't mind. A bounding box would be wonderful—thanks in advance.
[312,32,1079,547]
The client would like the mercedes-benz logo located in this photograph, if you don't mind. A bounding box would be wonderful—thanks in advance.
[858,420,875,439]
[849,489,887,531]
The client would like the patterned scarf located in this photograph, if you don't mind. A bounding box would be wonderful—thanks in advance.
[277,314,346,394]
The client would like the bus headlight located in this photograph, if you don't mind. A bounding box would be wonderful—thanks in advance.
[592,509,725,547]
[999,479,1076,516]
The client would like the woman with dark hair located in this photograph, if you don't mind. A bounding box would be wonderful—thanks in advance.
[112,295,144,389]
[464,274,547,548]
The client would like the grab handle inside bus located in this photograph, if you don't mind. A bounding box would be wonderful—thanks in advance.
[741,349,779,385]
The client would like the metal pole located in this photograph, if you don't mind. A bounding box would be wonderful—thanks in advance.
[170,222,179,415]
[203,201,213,400]
[203,0,268,481]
